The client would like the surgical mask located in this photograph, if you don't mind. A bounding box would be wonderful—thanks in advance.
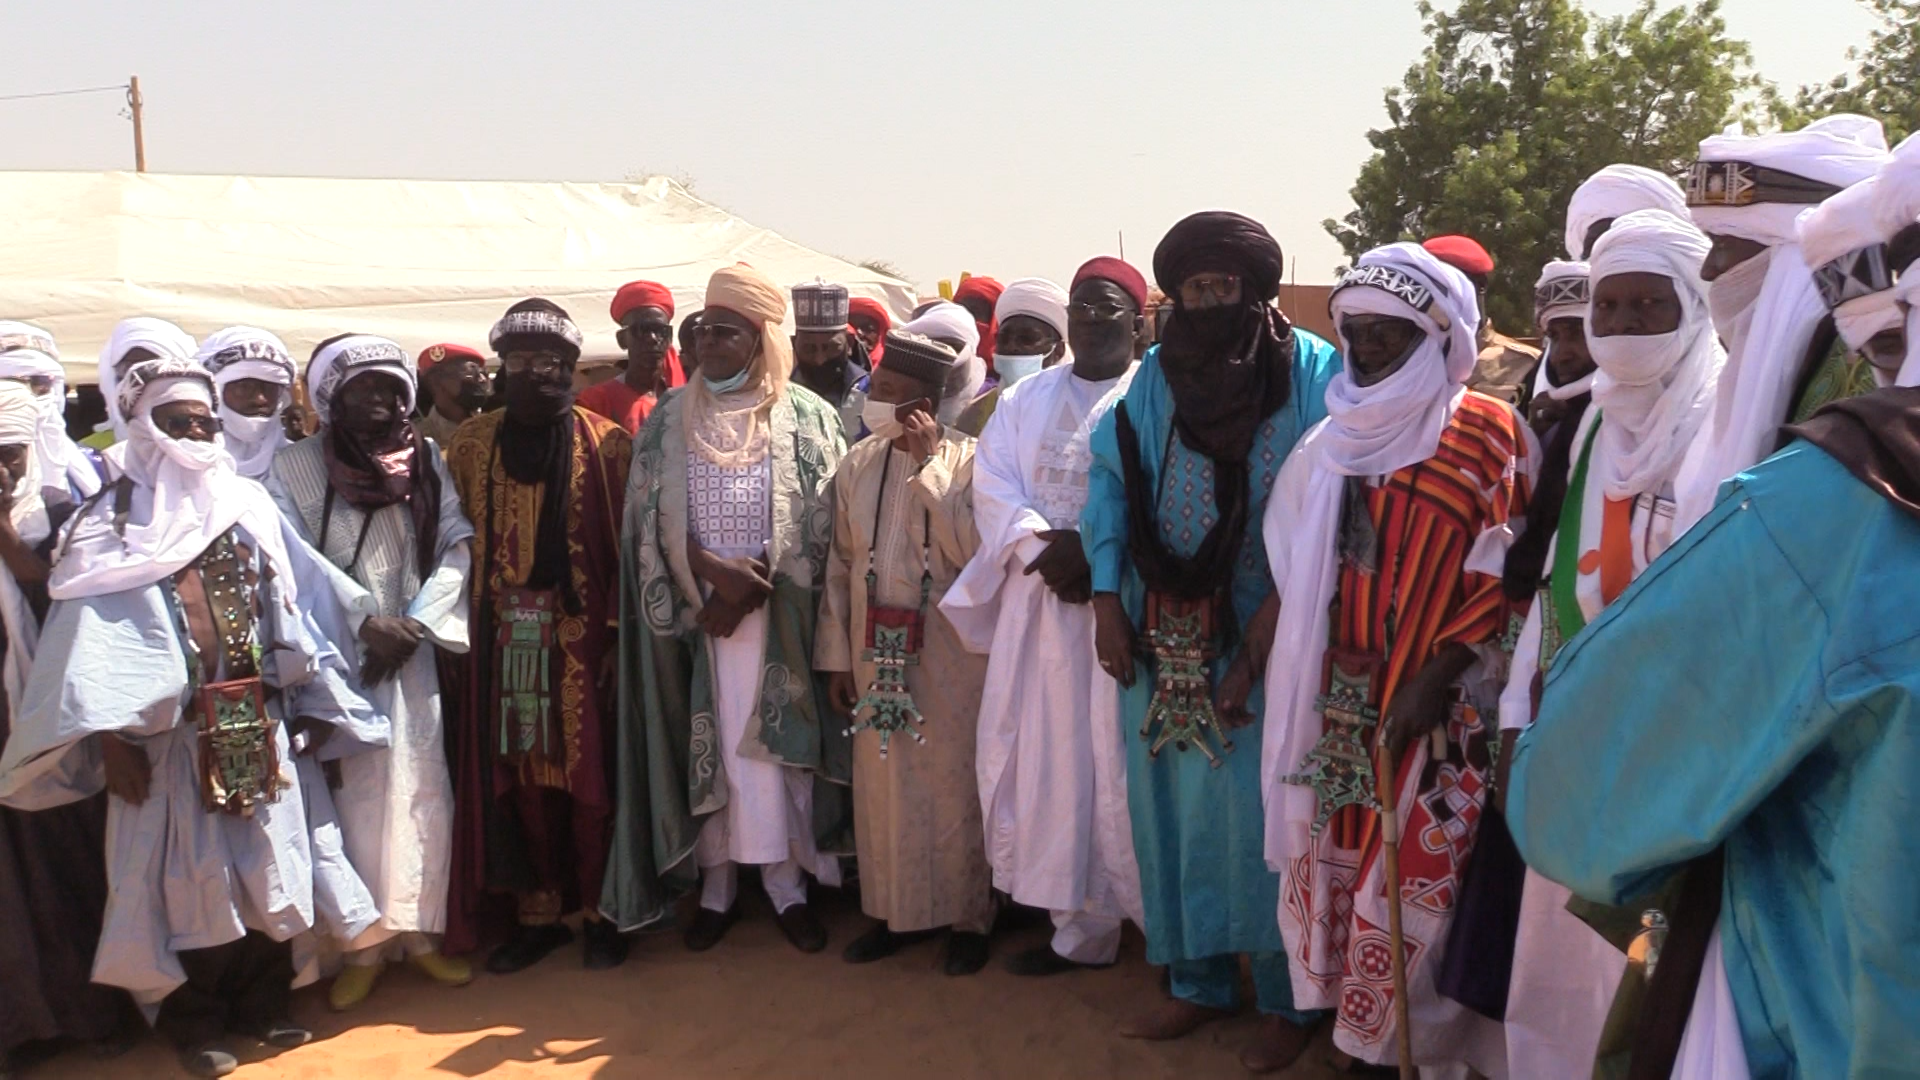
[994,353,1047,388]
[861,398,904,440]
[703,367,752,395]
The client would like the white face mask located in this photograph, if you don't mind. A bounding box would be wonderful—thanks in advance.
[861,398,905,440]
[218,408,280,447]
[1706,248,1771,344]
[994,353,1048,387]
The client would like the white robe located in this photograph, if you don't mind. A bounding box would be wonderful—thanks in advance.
[940,364,1142,926]
[0,518,384,1011]
[267,436,474,950]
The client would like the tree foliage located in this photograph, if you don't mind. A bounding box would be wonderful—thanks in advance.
[1325,0,1758,330]
[1771,0,1917,144]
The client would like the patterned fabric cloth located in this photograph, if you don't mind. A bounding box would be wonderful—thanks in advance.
[441,406,630,951]
[689,455,772,559]
[1788,335,1880,425]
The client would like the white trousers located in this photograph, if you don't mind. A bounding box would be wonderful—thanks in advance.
[699,860,807,914]
[1049,909,1123,965]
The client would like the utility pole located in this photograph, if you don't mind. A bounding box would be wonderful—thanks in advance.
[128,75,145,172]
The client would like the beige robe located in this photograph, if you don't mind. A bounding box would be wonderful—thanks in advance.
[815,431,993,933]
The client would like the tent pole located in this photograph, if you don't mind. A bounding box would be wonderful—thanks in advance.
[129,76,145,173]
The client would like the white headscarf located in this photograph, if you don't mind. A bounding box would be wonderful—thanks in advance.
[1566,165,1690,259]
[0,381,47,718]
[901,301,986,425]
[197,326,296,481]
[1260,240,1490,874]
[305,335,417,426]
[1675,115,1892,530]
[1532,260,1597,402]
[97,317,198,442]
[0,347,100,499]
[1799,176,1906,353]
[50,357,295,603]
[1585,210,1726,501]
[1875,134,1920,386]
[0,321,57,359]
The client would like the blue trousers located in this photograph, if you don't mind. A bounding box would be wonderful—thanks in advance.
[1168,952,1323,1024]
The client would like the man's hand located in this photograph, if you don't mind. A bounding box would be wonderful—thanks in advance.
[1379,643,1478,766]
[827,671,860,714]
[292,716,335,757]
[1092,592,1137,688]
[359,615,424,686]
[696,593,750,639]
[1530,396,1571,436]
[99,734,151,805]
[1023,530,1092,604]
[690,535,774,611]
[0,462,16,521]
[1215,653,1258,729]
[901,407,940,464]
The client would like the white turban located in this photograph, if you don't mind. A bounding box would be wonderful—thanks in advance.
[53,355,296,605]
[901,301,985,424]
[0,321,57,359]
[0,381,40,446]
[1798,175,1906,352]
[1691,114,1892,246]
[1877,134,1920,386]
[306,335,416,427]
[993,277,1069,339]
[1585,210,1725,501]
[98,317,197,440]
[1321,241,1482,477]
[196,327,296,480]
[1566,165,1689,259]
[1532,261,1595,402]
[0,348,100,499]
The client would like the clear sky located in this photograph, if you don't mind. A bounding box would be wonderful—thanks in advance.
[0,0,1882,291]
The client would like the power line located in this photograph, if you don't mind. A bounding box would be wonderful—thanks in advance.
[0,83,127,104]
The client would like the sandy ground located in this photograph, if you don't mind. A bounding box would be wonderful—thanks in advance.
[22,886,1349,1080]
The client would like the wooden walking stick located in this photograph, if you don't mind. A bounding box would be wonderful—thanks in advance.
[1376,739,1416,1079]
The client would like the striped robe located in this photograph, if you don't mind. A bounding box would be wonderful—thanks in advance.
[1277,390,1530,1067]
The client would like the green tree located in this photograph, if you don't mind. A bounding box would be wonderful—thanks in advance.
[1325,0,1758,331]
[1771,0,1917,144]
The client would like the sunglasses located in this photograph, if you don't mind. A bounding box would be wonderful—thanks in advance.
[157,413,223,438]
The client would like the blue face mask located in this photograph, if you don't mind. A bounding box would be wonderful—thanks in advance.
[703,367,751,394]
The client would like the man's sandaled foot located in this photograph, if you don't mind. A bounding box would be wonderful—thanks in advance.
[245,1018,312,1050]
[1240,1014,1316,1074]
[177,1042,239,1078]
[1005,943,1113,977]
[684,906,739,953]
[842,922,938,964]
[581,918,630,970]
[1120,997,1233,1041]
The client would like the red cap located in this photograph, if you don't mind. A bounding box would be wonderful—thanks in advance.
[1422,235,1495,277]
[952,276,1004,305]
[847,297,892,333]
[1072,256,1150,314]
[611,280,676,325]
[418,343,484,374]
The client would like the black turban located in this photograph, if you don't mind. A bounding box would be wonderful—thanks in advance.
[1152,211,1285,301]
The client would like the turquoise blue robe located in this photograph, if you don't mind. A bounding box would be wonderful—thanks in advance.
[1510,441,1920,1079]
[1082,336,1341,968]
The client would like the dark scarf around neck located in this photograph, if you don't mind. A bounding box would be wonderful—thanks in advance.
[492,411,579,613]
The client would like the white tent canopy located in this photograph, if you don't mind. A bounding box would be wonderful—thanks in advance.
[0,171,916,384]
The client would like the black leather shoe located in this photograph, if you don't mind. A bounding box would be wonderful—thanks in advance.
[1004,943,1113,977]
[775,903,829,954]
[840,922,939,964]
[485,923,575,974]
[943,931,990,976]
[582,918,630,970]
[178,1042,239,1078]
[683,906,739,953]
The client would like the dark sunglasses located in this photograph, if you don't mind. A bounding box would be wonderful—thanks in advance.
[158,413,223,438]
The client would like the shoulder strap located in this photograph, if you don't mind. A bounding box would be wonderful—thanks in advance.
[1549,416,1603,647]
